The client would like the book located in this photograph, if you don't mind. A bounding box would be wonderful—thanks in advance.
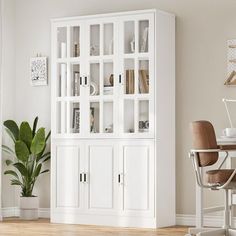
[125,70,134,94]
[139,70,149,93]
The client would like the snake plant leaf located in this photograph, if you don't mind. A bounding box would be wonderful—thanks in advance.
[11,179,23,186]
[32,117,38,137]
[13,162,28,177]
[2,145,15,156]
[33,164,42,178]
[3,120,19,141]
[31,128,45,155]
[15,140,30,162]
[5,159,13,166]
[19,122,32,150]
[4,170,19,179]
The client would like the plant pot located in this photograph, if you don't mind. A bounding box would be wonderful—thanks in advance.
[20,196,39,220]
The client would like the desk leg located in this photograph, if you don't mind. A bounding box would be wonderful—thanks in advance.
[226,156,233,228]
[196,169,203,228]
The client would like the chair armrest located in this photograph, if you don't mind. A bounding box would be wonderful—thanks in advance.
[218,144,236,151]
[191,149,221,153]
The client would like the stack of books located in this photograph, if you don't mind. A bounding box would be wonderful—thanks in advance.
[126,70,135,94]
[139,69,149,93]
[125,69,149,94]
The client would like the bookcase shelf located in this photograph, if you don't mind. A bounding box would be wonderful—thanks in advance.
[51,9,175,229]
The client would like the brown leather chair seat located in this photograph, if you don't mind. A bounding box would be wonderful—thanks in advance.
[207,169,236,186]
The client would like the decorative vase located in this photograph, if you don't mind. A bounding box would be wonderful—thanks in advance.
[20,196,39,220]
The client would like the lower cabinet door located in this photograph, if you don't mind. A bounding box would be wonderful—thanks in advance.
[54,142,83,210]
[84,141,119,215]
[119,140,155,217]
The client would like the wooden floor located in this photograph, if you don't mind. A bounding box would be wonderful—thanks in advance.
[0,218,188,236]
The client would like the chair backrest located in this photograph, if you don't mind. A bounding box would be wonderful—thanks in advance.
[190,120,218,167]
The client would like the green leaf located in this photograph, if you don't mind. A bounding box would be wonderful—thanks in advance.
[11,179,22,186]
[31,128,45,155]
[13,162,28,176]
[27,160,35,176]
[33,164,42,178]
[40,169,49,175]
[15,140,29,162]
[5,159,13,166]
[32,117,38,137]
[37,151,50,162]
[19,122,32,149]
[2,145,15,156]
[4,170,19,179]
[3,120,19,140]
[42,155,51,163]
[5,127,16,143]
[46,131,51,142]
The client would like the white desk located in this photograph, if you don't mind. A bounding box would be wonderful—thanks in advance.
[195,137,236,228]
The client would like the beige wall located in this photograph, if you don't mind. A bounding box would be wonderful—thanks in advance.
[2,0,236,215]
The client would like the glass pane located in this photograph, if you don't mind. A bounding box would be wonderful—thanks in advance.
[104,23,113,55]
[71,26,80,57]
[124,100,134,133]
[57,101,66,134]
[72,64,80,96]
[56,102,61,133]
[57,27,67,58]
[139,20,149,53]
[139,60,149,94]
[103,62,113,95]
[139,100,149,133]
[90,63,100,96]
[70,102,80,133]
[58,63,67,97]
[124,21,135,54]
[103,102,113,133]
[124,59,135,94]
[90,25,100,56]
[90,102,100,133]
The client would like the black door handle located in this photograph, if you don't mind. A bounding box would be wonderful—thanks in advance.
[119,74,121,84]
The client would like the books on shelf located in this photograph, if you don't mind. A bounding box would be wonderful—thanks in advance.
[125,70,135,94]
[125,69,149,94]
[103,85,113,95]
[139,69,149,93]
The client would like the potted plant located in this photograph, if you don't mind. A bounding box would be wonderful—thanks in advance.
[2,117,50,220]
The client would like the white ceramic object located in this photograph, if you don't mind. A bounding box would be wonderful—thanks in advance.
[20,196,39,220]
[90,81,98,96]
[223,128,236,137]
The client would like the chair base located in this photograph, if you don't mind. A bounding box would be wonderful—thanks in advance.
[186,228,236,236]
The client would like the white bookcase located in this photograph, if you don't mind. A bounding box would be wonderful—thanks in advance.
[51,9,175,228]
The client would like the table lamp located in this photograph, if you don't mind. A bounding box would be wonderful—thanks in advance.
[222,98,236,128]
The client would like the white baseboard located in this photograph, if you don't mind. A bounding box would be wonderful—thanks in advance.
[0,210,232,228]
[176,214,233,227]
[1,207,50,218]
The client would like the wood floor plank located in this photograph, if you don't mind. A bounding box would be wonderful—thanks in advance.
[0,218,188,236]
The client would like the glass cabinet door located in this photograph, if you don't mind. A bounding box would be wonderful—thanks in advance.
[121,15,154,136]
[55,25,84,136]
[85,20,116,136]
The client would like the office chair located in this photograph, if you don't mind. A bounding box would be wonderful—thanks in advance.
[187,120,236,236]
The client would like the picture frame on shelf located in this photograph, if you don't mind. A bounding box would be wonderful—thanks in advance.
[73,71,80,96]
[72,107,80,133]
[90,107,95,132]
[30,57,48,86]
